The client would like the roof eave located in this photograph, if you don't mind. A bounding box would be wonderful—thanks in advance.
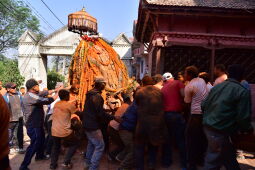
[135,3,255,43]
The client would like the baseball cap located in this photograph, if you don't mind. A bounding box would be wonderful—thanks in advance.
[26,78,39,90]
[94,76,107,83]
[163,72,173,81]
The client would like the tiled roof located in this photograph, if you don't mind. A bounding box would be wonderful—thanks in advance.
[145,0,255,9]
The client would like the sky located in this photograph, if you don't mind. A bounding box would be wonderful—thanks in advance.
[26,0,140,41]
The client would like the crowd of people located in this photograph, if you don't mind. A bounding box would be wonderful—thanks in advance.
[0,64,253,170]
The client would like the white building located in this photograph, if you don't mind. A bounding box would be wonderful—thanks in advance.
[112,33,133,77]
[18,27,133,86]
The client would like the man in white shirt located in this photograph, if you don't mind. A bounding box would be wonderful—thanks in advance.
[199,72,213,92]
[184,66,209,170]
[44,82,63,157]
[213,64,228,86]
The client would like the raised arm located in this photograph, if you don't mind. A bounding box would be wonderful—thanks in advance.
[28,93,54,106]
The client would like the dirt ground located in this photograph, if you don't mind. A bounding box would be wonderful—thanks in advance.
[9,133,255,170]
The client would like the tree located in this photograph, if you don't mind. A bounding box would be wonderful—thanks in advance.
[47,70,65,90]
[0,54,25,88]
[0,0,42,52]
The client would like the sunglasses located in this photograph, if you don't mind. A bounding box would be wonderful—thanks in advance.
[11,87,16,89]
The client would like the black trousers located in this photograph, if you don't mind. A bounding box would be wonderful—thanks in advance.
[101,124,109,152]
[186,114,207,170]
[50,134,79,167]
[108,126,124,158]
[9,118,24,149]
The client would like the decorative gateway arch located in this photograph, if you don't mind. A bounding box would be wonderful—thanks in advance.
[18,26,133,86]
[18,26,80,86]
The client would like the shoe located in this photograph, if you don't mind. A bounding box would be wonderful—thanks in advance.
[62,163,73,169]
[9,148,16,155]
[45,154,50,159]
[35,156,50,161]
[50,165,57,169]
[17,148,26,154]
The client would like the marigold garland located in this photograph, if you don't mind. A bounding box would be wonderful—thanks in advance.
[69,35,130,110]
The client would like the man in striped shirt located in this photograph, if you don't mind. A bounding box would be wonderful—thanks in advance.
[184,66,209,170]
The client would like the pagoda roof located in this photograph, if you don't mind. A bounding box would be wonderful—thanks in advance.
[145,0,255,9]
[136,0,255,43]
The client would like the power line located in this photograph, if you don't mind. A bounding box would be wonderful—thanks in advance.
[39,0,65,26]
[22,0,56,32]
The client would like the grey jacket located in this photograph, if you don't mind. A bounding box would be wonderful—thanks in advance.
[22,91,54,128]
[3,93,23,122]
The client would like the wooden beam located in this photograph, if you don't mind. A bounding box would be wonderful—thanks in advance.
[147,46,154,76]
[210,48,215,83]
[160,48,165,74]
[141,11,150,43]
[149,14,158,32]
[155,47,161,74]
[149,31,255,49]
[147,7,255,18]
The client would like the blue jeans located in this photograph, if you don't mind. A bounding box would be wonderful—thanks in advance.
[20,127,45,169]
[9,118,24,149]
[162,112,187,168]
[85,130,105,170]
[204,127,240,170]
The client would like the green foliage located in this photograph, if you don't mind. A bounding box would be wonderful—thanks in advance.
[0,0,42,52]
[0,54,25,88]
[47,70,65,90]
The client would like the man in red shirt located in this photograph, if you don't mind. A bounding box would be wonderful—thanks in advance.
[161,73,187,170]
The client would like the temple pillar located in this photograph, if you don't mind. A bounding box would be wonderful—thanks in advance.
[147,46,155,76]
[155,47,162,74]
[210,48,215,82]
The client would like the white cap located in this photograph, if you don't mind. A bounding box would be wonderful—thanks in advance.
[163,72,173,81]
[94,76,107,83]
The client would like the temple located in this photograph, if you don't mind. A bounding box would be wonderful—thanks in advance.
[134,0,255,83]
